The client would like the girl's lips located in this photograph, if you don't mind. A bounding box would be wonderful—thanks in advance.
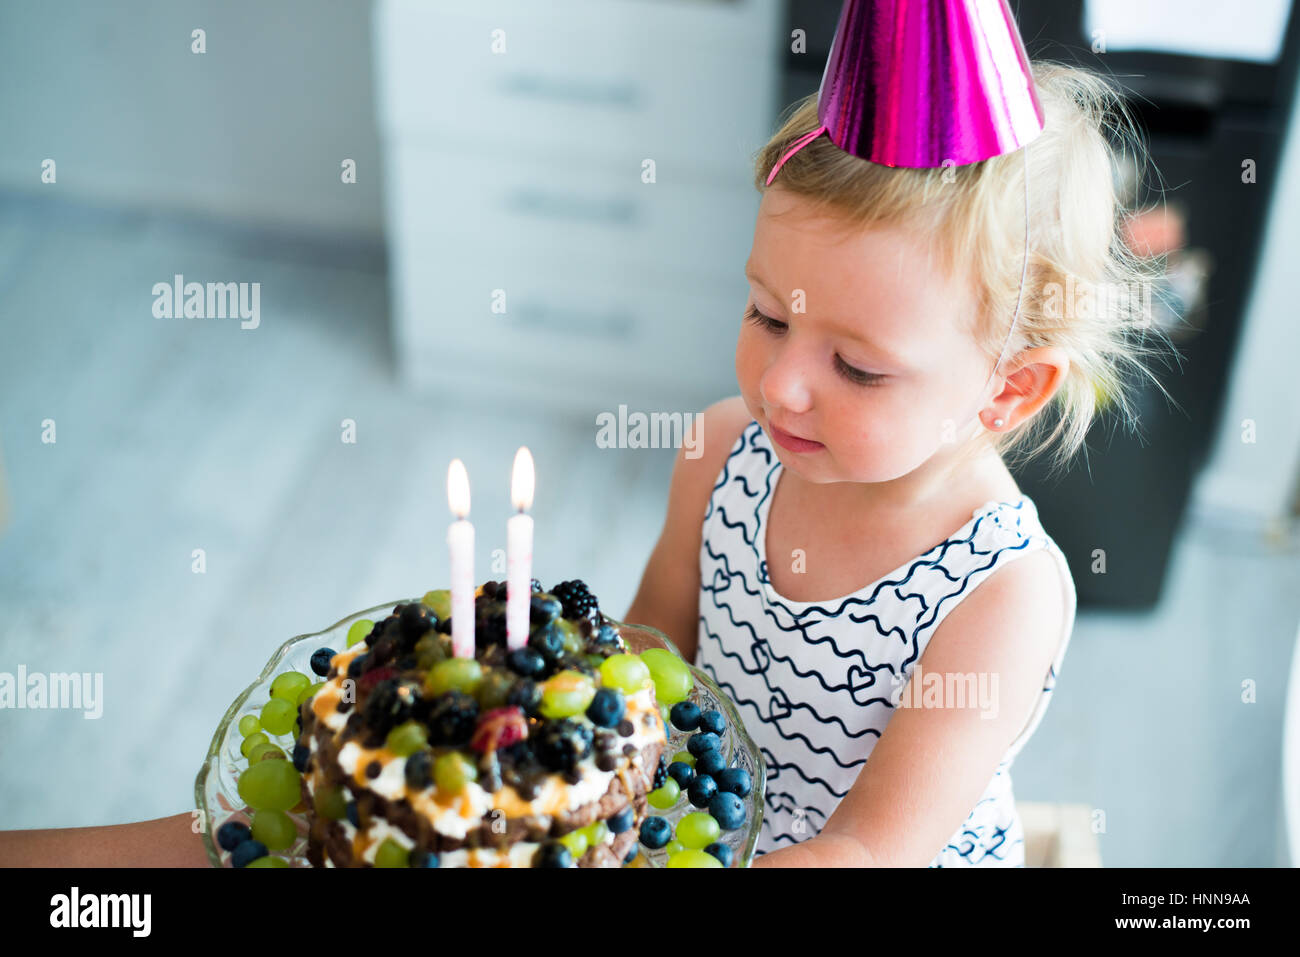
[769,423,824,453]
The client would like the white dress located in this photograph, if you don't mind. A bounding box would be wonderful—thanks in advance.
[695,421,1077,866]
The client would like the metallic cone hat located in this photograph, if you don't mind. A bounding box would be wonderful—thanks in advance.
[767,0,1045,183]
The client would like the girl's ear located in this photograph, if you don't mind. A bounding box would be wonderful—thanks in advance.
[986,348,1070,429]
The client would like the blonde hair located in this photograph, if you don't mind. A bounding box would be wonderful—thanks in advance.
[752,61,1177,476]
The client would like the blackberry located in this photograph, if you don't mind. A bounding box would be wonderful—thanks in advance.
[479,611,507,649]
[398,603,435,647]
[361,678,422,736]
[652,753,668,790]
[551,580,598,621]
[532,718,593,773]
[425,691,479,746]
[506,678,542,718]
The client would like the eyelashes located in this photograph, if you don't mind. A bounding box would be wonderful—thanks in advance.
[744,304,886,387]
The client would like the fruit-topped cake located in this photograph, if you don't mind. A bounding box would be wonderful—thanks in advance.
[293,579,670,867]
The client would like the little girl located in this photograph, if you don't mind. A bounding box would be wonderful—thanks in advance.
[624,61,1164,867]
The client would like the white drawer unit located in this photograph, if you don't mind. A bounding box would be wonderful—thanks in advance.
[374,0,782,412]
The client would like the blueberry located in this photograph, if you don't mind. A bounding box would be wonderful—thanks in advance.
[608,806,635,834]
[405,749,433,790]
[533,841,573,868]
[409,849,441,868]
[592,623,620,646]
[624,846,639,864]
[709,791,746,830]
[687,773,718,808]
[585,687,626,728]
[530,593,562,624]
[687,731,721,757]
[695,749,726,778]
[216,820,251,852]
[346,654,370,678]
[528,623,565,664]
[698,709,726,735]
[506,647,546,678]
[704,841,734,867]
[639,816,672,850]
[670,701,701,732]
[292,743,310,772]
[231,839,268,868]
[345,801,360,827]
[715,766,752,798]
[310,648,336,677]
[667,761,696,789]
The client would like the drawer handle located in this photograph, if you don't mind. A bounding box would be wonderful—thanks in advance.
[498,72,643,110]
[515,299,634,339]
[505,188,638,226]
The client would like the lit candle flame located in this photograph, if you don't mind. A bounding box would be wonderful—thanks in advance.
[447,459,470,518]
[510,447,534,512]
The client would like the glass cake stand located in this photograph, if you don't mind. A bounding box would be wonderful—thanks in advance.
[196,602,766,868]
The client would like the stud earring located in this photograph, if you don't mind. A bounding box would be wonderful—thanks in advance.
[992,418,1004,428]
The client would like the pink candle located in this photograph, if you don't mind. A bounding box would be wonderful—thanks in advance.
[446,459,475,659]
[506,447,534,650]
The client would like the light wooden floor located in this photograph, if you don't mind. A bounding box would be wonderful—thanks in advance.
[1,196,1297,866]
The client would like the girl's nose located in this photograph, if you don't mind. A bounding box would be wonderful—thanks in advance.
[759,344,814,415]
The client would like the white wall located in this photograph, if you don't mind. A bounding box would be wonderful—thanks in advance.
[0,0,384,238]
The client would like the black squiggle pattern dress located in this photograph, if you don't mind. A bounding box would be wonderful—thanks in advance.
[695,422,1077,866]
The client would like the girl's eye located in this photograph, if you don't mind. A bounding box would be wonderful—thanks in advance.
[835,355,886,387]
[746,304,886,387]
[744,304,787,333]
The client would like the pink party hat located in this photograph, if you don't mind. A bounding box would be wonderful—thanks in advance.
[767,0,1045,183]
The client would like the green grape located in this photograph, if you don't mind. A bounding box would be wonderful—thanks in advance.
[238,715,261,737]
[581,820,609,848]
[315,784,347,820]
[251,808,297,851]
[422,589,452,621]
[647,779,680,809]
[386,720,428,757]
[539,670,596,719]
[297,681,325,706]
[246,856,290,868]
[375,838,410,868]
[584,653,606,669]
[240,731,270,758]
[247,742,286,763]
[558,829,588,859]
[475,668,516,711]
[556,617,584,655]
[425,658,482,697]
[237,758,301,811]
[639,648,693,706]
[346,619,373,648]
[666,848,724,868]
[666,840,685,856]
[270,671,311,701]
[414,634,448,669]
[599,654,652,695]
[260,698,297,736]
[676,811,721,849]
[434,752,478,794]
[672,750,695,768]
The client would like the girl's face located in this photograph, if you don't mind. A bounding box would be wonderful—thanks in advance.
[736,187,995,486]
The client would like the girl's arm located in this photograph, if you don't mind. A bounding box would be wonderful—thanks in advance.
[752,547,1068,868]
[624,396,753,665]
[0,812,213,867]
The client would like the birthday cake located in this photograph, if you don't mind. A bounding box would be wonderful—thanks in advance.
[295,579,669,867]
